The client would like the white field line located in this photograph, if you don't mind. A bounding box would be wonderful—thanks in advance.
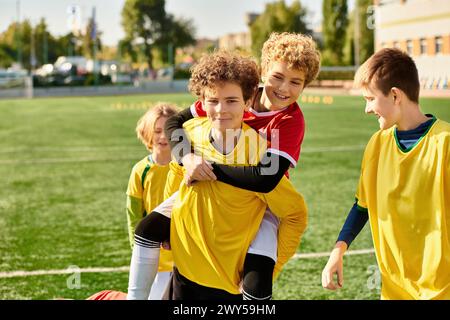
[0,145,366,165]
[293,248,375,259]
[0,146,142,154]
[0,248,375,279]
[0,155,139,165]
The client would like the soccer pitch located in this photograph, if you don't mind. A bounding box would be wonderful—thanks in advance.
[0,93,449,300]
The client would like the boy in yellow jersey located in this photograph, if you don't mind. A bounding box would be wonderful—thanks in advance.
[321,48,450,299]
[128,50,308,300]
[125,103,178,300]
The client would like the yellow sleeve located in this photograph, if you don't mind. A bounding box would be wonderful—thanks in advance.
[126,164,144,199]
[355,134,376,209]
[126,195,144,248]
[258,177,308,278]
[164,161,185,200]
[125,165,144,248]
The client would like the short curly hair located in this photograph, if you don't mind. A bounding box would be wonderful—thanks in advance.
[189,50,259,102]
[261,32,321,86]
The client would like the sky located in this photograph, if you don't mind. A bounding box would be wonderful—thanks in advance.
[0,0,340,46]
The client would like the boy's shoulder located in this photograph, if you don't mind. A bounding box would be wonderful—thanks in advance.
[184,116,209,131]
[131,155,152,175]
[432,118,450,135]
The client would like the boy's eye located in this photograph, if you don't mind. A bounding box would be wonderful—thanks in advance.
[227,99,238,104]
[291,81,301,86]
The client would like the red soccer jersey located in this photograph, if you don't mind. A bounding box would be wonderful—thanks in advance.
[190,100,305,168]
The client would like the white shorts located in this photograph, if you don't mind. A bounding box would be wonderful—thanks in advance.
[148,271,172,300]
[153,191,178,218]
[247,208,280,263]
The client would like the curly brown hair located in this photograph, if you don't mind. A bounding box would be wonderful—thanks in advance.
[261,32,321,86]
[189,50,259,102]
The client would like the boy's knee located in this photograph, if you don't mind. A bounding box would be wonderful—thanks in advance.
[242,253,275,300]
[135,211,171,242]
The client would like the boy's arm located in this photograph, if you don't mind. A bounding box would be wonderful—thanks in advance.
[212,153,291,193]
[126,165,145,248]
[163,161,185,200]
[336,201,369,247]
[165,107,195,164]
[126,195,145,248]
[321,201,368,290]
[165,107,292,193]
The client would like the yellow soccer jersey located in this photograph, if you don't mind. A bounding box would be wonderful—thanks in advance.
[126,155,173,272]
[167,118,308,294]
[356,119,450,300]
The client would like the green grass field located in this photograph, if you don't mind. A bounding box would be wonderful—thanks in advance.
[0,93,449,300]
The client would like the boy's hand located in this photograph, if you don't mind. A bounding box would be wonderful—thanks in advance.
[182,154,216,186]
[321,241,347,290]
[161,241,171,250]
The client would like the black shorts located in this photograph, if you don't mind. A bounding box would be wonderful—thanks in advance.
[163,267,242,301]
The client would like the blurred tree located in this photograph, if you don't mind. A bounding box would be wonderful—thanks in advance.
[344,0,374,66]
[82,17,102,59]
[250,0,311,60]
[0,19,33,70]
[121,0,166,70]
[34,18,62,66]
[55,32,83,57]
[322,0,348,66]
[158,14,196,65]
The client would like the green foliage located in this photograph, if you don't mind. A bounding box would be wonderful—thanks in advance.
[121,0,195,68]
[344,0,374,66]
[121,0,166,69]
[322,0,349,65]
[173,68,191,79]
[250,0,311,60]
[82,18,102,59]
[0,18,101,70]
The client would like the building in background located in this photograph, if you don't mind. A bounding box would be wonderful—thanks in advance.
[218,32,251,52]
[374,0,450,89]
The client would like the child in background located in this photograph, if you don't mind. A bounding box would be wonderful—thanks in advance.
[126,103,178,300]
[321,48,450,300]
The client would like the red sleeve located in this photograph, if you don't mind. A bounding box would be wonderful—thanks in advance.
[267,109,305,167]
[190,100,207,117]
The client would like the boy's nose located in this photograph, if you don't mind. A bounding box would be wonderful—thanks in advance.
[365,104,373,114]
[215,102,224,112]
[279,81,289,92]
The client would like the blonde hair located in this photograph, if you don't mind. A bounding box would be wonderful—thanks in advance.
[261,32,321,86]
[189,50,260,102]
[136,102,179,150]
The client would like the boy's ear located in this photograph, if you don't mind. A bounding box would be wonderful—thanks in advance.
[244,99,251,111]
[391,87,402,104]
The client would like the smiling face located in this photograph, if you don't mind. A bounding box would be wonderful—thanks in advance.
[362,85,400,130]
[151,116,169,152]
[261,60,306,110]
[203,82,247,134]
